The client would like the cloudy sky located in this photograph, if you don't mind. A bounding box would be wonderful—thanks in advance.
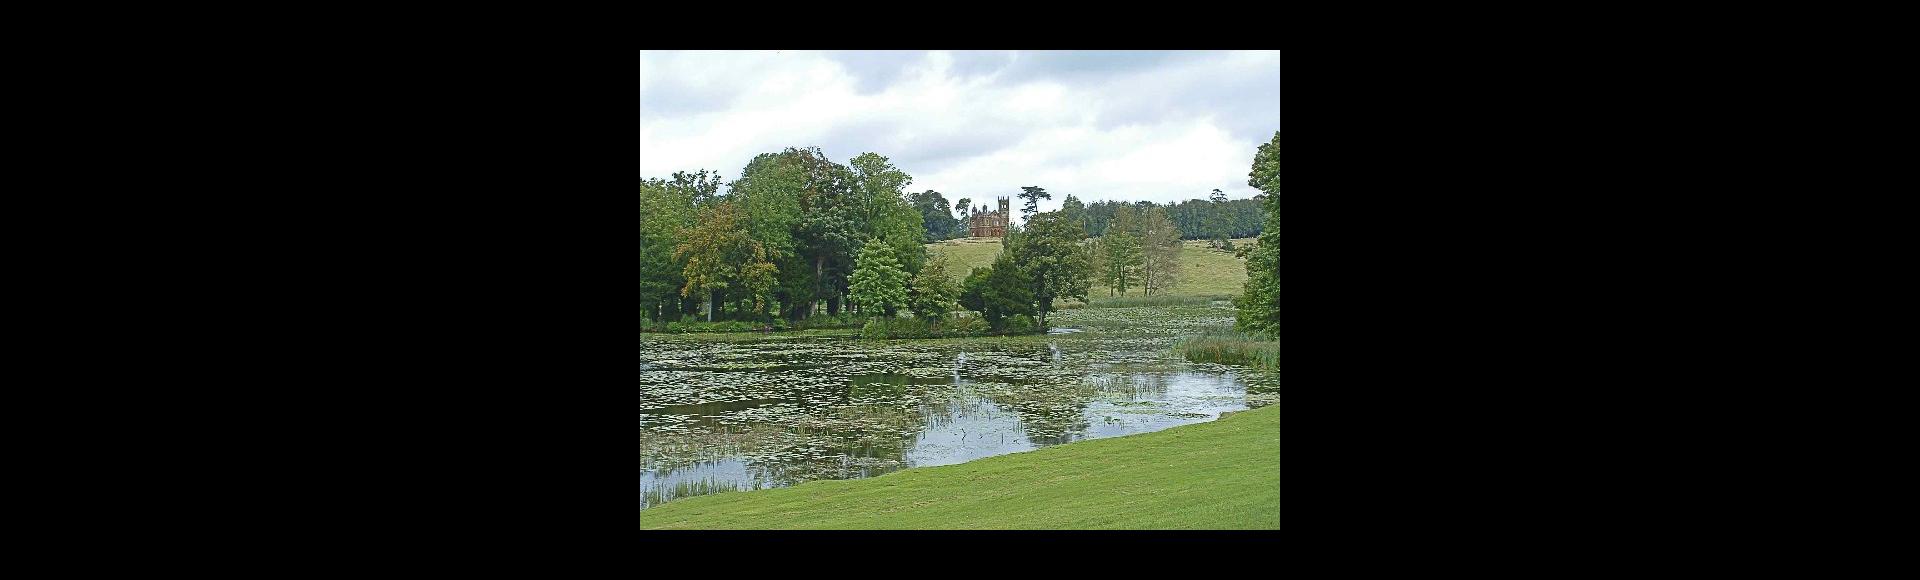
[640,50,1279,221]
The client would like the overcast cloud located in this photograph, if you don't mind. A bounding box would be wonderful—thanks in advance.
[641,50,1279,221]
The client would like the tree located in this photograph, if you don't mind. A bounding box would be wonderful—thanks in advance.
[1207,188,1232,249]
[1235,131,1280,338]
[1101,230,1144,297]
[955,197,972,232]
[908,253,959,321]
[1138,206,1182,296]
[850,152,927,277]
[778,147,859,316]
[1101,204,1146,297]
[909,190,960,243]
[849,239,910,317]
[965,254,1033,330]
[1005,211,1091,328]
[675,200,779,321]
[641,175,704,323]
[1017,186,1051,224]
[1060,194,1088,235]
[958,266,990,314]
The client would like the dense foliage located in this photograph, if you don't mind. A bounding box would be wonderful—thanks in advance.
[959,253,1034,331]
[908,254,960,321]
[641,141,1270,331]
[1004,212,1092,328]
[1076,197,1265,241]
[849,240,910,317]
[1234,131,1280,338]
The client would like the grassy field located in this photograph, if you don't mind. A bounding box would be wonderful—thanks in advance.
[639,402,1280,529]
[927,237,1254,302]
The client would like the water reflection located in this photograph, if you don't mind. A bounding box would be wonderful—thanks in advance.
[641,310,1277,509]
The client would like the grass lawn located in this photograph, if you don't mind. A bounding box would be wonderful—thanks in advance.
[928,237,1253,303]
[639,402,1280,529]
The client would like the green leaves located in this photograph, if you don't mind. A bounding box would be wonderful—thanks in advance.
[849,239,910,318]
[1007,211,1092,327]
[1235,132,1280,338]
[908,254,960,321]
[1017,186,1051,223]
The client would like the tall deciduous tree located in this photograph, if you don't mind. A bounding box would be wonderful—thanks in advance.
[1236,131,1280,338]
[641,171,719,323]
[850,152,927,276]
[849,239,910,317]
[675,200,780,321]
[1138,206,1183,296]
[1006,211,1091,328]
[908,190,960,243]
[1102,205,1145,297]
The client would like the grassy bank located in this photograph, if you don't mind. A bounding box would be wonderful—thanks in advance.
[640,403,1280,529]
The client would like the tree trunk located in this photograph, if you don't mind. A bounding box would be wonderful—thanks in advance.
[710,290,723,321]
[827,295,840,316]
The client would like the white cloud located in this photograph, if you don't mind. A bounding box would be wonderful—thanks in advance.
[641,50,1279,223]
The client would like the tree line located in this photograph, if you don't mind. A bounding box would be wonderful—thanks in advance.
[902,187,1265,245]
[643,131,1279,339]
[640,147,1091,330]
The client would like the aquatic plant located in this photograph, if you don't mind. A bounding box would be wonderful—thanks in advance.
[1172,327,1278,371]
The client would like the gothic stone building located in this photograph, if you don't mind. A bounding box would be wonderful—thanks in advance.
[969,197,1011,238]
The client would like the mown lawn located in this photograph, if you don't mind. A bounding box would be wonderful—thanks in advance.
[639,402,1280,529]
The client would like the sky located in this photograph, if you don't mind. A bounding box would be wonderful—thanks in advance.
[640,50,1280,222]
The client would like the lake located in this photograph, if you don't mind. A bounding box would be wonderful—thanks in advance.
[639,305,1279,509]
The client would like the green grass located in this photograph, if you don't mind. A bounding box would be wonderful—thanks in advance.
[928,237,1254,304]
[639,402,1280,529]
[925,237,1009,284]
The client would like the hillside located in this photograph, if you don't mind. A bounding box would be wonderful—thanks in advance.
[927,237,1255,300]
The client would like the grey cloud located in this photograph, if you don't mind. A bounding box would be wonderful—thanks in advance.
[892,128,1022,175]
[988,50,1214,84]
[822,50,929,94]
[1086,55,1280,142]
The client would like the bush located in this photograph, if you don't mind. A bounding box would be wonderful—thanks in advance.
[861,319,888,339]
[1006,314,1036,335]
[948,315,985,336]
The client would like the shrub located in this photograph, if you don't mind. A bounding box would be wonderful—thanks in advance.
[1006,314,1036,335]
[949,315,985,336]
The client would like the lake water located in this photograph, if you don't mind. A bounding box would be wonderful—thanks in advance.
[640,305,1278,509]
